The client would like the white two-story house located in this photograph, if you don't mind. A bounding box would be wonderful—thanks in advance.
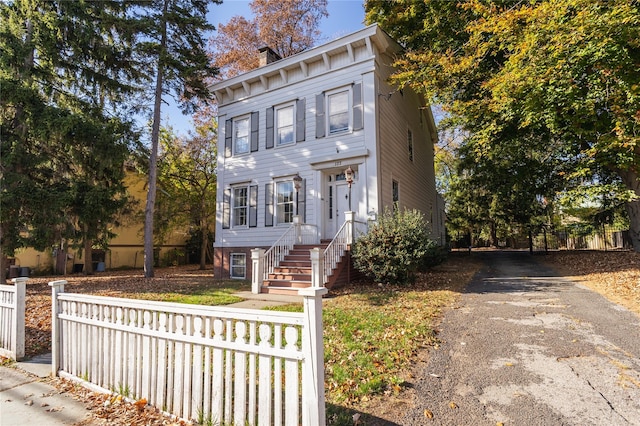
[211,24,445,290]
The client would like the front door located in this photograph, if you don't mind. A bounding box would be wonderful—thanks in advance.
[323,174,351,240]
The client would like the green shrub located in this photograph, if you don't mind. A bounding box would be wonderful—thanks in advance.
[352,208,442,284]
[420,243,448,271]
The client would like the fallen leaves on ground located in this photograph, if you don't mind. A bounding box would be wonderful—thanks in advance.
[50,377,186,425]
[541,250,640,316]
[17,251,639,425]
[22,266,241,358]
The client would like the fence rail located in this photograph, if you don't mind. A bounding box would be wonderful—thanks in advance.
[532,226,631,252]
[50,280,327,425]
[0,277,27,360]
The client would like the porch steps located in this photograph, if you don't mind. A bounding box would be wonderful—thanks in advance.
[261,242,331,295]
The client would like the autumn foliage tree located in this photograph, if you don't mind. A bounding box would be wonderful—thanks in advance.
[209,0,328,77]
[156,119,217,270]
[366,0,640,250]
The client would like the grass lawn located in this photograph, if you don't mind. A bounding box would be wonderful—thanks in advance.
[20,256,481,425]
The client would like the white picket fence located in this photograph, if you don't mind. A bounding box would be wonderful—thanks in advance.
[0,277,27,360]
[50,280,327,425]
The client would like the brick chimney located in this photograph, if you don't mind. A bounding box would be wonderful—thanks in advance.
[258,46,282,67]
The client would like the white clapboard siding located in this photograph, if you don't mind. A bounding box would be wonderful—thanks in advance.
[50,280,327,425]
[0,277,27,360]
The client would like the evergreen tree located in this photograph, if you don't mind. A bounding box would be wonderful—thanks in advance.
[0,0,144,280]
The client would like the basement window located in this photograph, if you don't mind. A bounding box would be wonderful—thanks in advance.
[230,253,246,279]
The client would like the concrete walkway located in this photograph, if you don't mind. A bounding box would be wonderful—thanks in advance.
[0,291,301,425]
[400,251,640,425]
[1,353,91,426]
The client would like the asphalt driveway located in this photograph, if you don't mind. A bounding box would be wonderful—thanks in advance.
[400,250,640,425]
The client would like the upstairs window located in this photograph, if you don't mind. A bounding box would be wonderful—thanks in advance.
[224,112,259,157]
[407,128,414,162]
[266,99,305,149]
[276,105,294,145]
[315,83,363,138]
[328,90,349,134]
[234,116,250,155]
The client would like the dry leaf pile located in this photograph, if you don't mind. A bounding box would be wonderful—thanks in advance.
[22,267,225,358]
[541,250,640,316]
[50,377,185,426]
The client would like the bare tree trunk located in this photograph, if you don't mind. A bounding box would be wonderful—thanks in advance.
[0,226,6,284]
[199,197,208,269]
[143,0,168,278]
[619,169,640,253]
[83,232,94,275]
[626,199,640,252]
[200,226,208,270]
[490,220,498,247]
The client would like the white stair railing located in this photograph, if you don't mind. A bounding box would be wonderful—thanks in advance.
[322,221,350,285]
[322,212,369,285]
[263,216,318,282]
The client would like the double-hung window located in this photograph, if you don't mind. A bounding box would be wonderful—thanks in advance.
[316,84,362,138]
[276,181,295,224]
[230,253,246,279]
[232,186,248,227]
[234,116,250,155]
[327,90,350,134]
[276,104,294,146]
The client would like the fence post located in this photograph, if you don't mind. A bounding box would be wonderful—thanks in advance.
[251,248,265,294]
[293,215,302,244]
[298,285,328,426]
[10,277,27,360]
[49,280,67,377]
[309,248,323,288]
[344,211,354,246]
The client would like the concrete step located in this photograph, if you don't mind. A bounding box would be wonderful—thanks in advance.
[262,279,312,289]
[273,266,312,274]
[260,286,307,296]
[279,260,312,267]
[268,273,312,281]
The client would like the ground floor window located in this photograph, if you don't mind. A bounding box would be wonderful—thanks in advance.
[230,253,246,279]
[276,181,295,224]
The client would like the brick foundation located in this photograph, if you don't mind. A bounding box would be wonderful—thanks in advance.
[214,246,268,280]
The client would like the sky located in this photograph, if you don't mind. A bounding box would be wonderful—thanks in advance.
[165,0,367,136]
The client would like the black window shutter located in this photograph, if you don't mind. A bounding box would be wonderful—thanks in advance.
[296,98,306,142]
[315,93,325,138]
[250,111,259,152]
[222,188,231,229]
[266,107,274,149]
[224,119,233,157]
[249,185,258,227]
[298,178,306,222]
[353,83,363,131]
[265,183,274,227]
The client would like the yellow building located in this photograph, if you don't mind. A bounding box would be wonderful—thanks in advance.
[7,171,189,276]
